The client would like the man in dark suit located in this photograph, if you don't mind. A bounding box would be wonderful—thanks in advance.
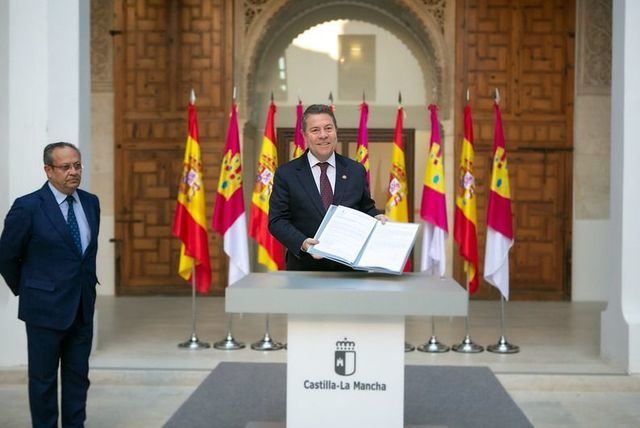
[269,104,386,271]
[0,142,100,428]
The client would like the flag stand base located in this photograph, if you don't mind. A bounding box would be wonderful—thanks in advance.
[251,332,284,351]
[213,333,245,350]
[178,333,211,350]
[487,335,519,354]
[251,315,284,351]
[452,334,484,353]
[417,336,450,353]
[213,315,245,350]
[405,341,415,352]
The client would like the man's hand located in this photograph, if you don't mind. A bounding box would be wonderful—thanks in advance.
[301,237,319,252]
[375,214,388,224]
[301,237,323,259]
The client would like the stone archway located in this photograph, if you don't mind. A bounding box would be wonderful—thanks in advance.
[233,0,452,273]
[234,0,452,272]
[236,0,451,124]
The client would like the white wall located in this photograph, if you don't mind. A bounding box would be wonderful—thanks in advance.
[572,220,609,301]
[0,0,9,218]
[92,93,116,296]
[0,0,91,367]
[572,94,611,301]
[0,0,27,369]
[601,0,640,373]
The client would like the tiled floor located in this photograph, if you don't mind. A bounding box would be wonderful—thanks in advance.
[1,297,639,427]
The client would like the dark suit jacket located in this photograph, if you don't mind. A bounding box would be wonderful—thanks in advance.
[0,182,100,330]
[269,151,379,271]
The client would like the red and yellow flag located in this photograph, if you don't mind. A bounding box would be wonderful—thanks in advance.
[385,104,411,272]
[355,102,370,185]
[248,101,285,271]
[293,100,306,158]
[172,96,212,293]
[484,101,514,299]
[212,102,250,286]
[453,104,479,293]
[420,104,448,276]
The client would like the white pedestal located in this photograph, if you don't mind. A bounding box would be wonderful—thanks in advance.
[226,272,467,427]
[287,314,404,428]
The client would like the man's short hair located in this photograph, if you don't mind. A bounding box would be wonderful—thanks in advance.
[302,104,337,132]
[43,142,81,166]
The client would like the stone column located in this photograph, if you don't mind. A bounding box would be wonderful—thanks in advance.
[601,0,640,374]
[0,0,90,366]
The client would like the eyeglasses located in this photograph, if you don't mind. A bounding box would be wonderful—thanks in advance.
[49,162,83,172]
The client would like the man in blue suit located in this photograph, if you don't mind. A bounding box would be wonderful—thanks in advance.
[269,104,385,271]
[0,142,100,428]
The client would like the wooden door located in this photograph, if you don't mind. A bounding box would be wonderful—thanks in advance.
[113,0,233,295]
[455,0,575,300]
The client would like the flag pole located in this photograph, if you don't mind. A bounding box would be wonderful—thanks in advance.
[418,277,451,353]
[251,314,284,351]
[418,86,449,353]
[393,91,414,353]
[178,266,210,349]
[452,269,483,353]
[213,86,246,351]
[487,296,519,353]
[249,94,284,351]
[485,88,518,354]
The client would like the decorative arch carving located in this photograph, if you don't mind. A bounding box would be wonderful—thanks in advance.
[236,0,450,123]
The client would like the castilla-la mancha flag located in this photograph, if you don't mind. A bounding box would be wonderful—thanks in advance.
[453,104,479,294]
[355,101,371,185]
[249,101,285,271]
[385,104,412,272]
[293,100,306,159]
[420,104,448,277]
[212,102,250,286]
[484,101,514,299]
[172,94,212,293]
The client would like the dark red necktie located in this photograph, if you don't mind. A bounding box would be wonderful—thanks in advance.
[318,162,333,210]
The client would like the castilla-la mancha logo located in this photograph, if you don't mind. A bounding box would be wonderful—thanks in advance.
[334,338,356,376]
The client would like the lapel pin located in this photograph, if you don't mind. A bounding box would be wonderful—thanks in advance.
[342,175,347,180]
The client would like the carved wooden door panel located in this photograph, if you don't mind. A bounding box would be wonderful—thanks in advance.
[113,0,233,294]
[455,0,574,300]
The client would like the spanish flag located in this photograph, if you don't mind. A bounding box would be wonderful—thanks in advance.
[172,93,212,293]
[420,104,448,277]
[212,102,250,286]
[248,101,285,271]
[385,103,412,271]
[484,101,514,299]
[453,104,479,293]
[293,100,306,159]
[355,101,371,185]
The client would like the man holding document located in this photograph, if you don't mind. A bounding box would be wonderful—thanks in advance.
[269,104,387,271]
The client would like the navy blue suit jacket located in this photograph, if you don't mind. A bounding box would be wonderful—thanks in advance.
[0,182,100,330]
[268,151,379,270]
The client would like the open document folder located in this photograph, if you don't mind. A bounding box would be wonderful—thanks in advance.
[307,205,420,274]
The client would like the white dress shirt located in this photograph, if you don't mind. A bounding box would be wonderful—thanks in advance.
[48,182,91,253]
[306,151,336,194]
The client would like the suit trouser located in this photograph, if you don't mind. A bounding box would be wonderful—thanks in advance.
[26,309,93,428]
